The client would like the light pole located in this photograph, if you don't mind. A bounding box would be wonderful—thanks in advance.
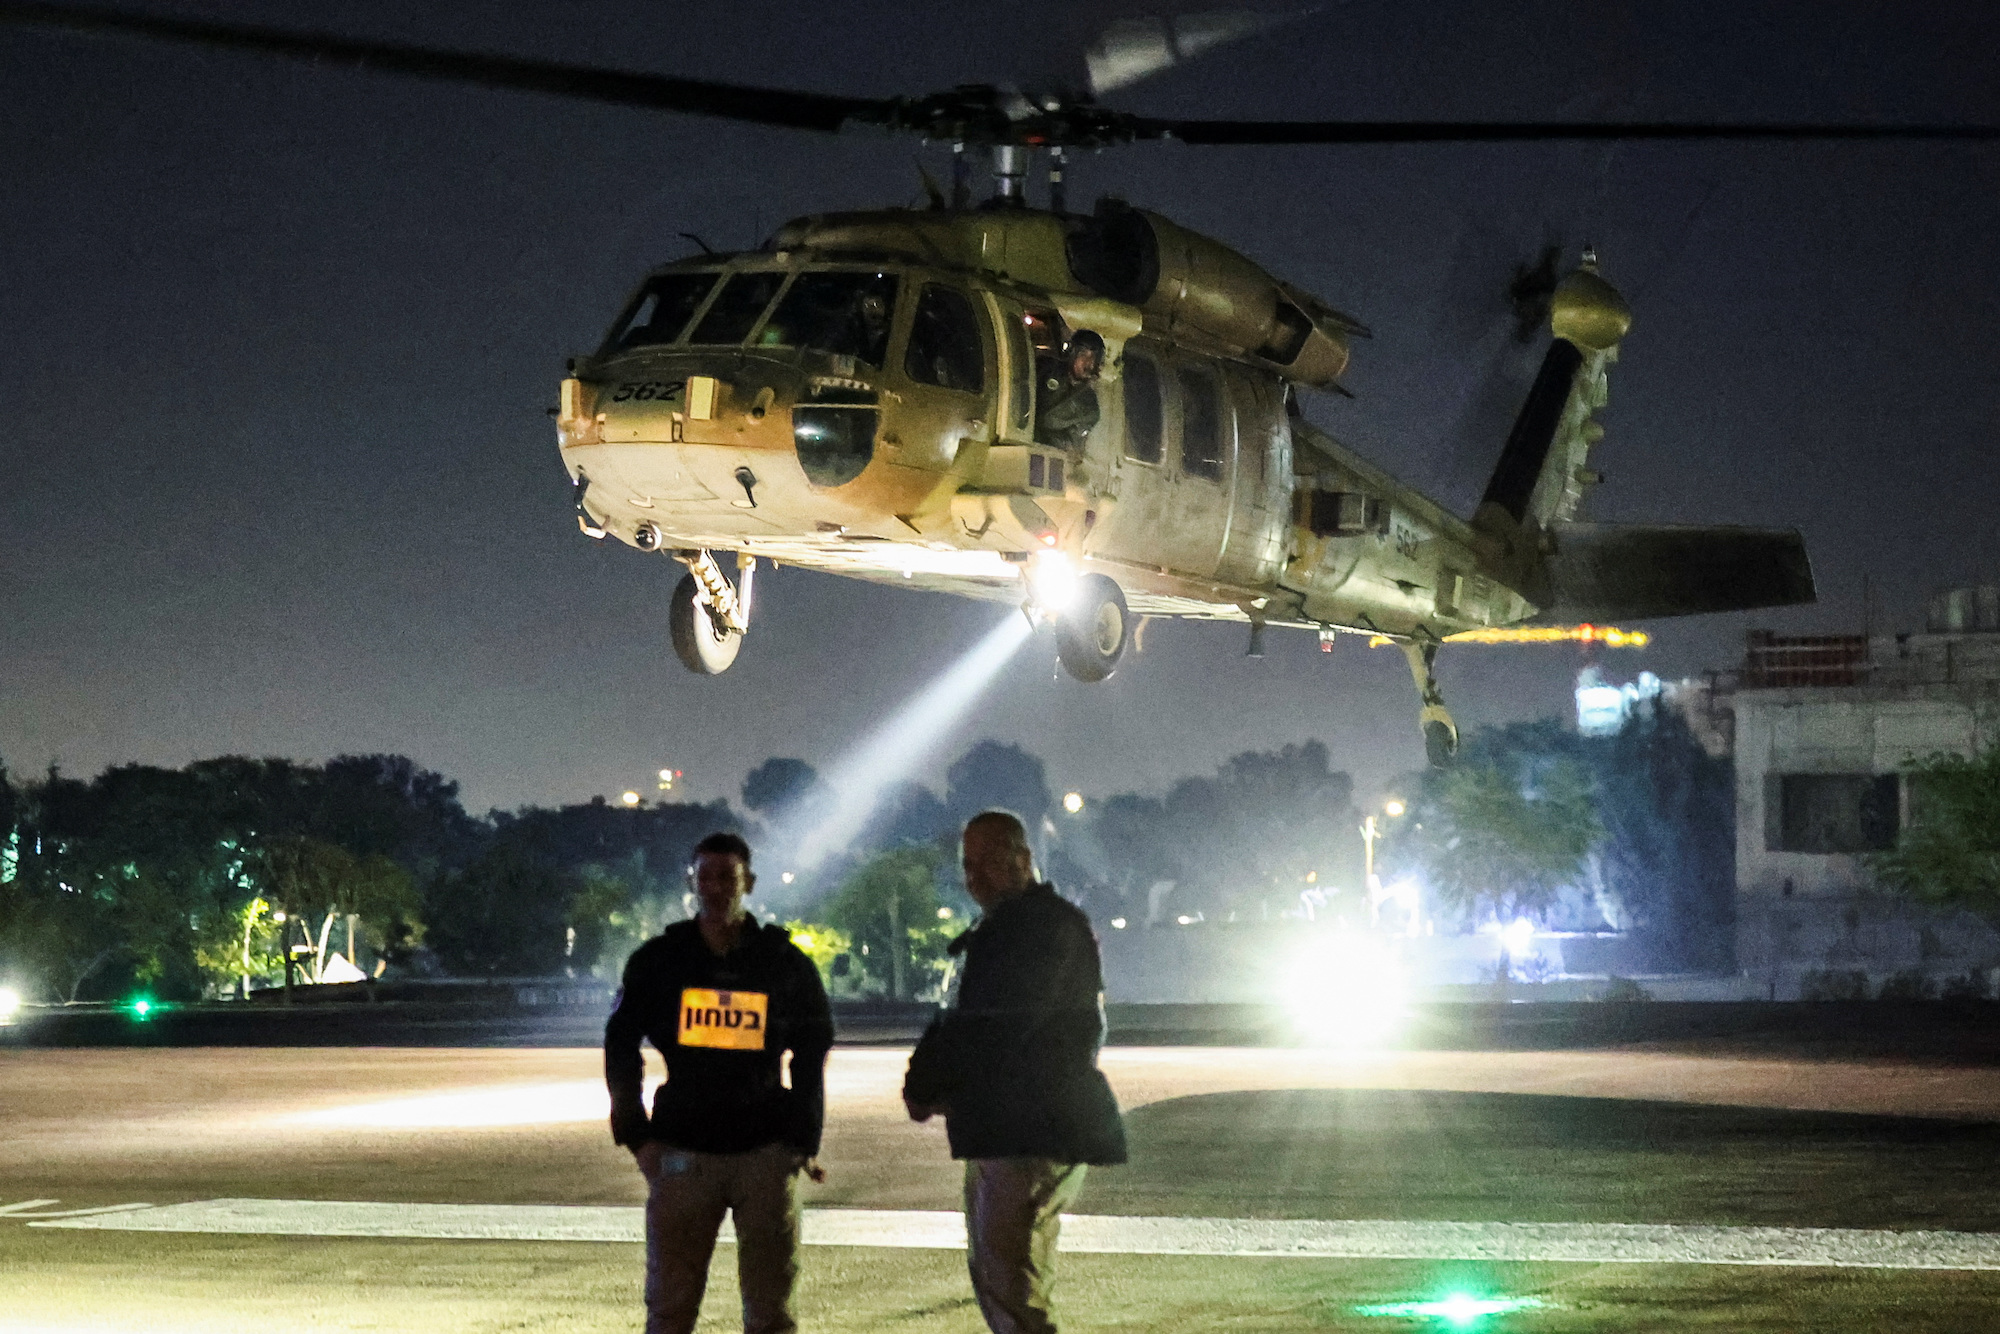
[1363,800,1409,932]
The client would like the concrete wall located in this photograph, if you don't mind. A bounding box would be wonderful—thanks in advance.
[1733,684,2000,997]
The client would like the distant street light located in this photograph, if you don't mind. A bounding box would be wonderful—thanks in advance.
[1383,798,1406,817]
[781,871,796,884]
[1063,791,1085,814]
[620,791,641,807]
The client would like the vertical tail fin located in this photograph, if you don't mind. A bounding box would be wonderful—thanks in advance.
[1473,256,1630,539]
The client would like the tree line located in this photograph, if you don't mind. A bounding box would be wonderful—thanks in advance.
[20,703,1981,1005]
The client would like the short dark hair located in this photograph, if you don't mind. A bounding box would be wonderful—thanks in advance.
[963,810,1030,854]
[691,831,752,869]
[1067,330,1105,358]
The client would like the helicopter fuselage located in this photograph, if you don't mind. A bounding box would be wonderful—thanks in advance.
[558,205,1538,646]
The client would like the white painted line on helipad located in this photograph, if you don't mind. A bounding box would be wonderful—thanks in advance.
[29,1199,2000,1270]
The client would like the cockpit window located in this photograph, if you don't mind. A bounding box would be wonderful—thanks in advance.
[905,284,986,393]
[688,271,785,345]
[608,273,716,350]
[755,270,899,367]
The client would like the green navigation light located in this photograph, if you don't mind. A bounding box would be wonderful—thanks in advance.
[1356,1294,1546,1327]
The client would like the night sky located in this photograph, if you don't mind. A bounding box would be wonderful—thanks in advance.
[4,1,1998,815]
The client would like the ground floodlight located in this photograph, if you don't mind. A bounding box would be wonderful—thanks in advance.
[1283,930,1412,1049]
[0,986,21,1020]
[1501,918,1535,957]
[128,997,155,1020]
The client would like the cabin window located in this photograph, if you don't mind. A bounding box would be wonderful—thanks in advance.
[688,271,785,345]
[607,273,717,350]
[757,270,899,367]
[1122,354,1163,464]
[1179,366,1226,481]
[904,285,986,393]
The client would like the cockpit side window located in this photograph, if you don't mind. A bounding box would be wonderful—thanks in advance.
[688,271,786,345]
[904,284,986,393]
[607,273,717,351]
[756,270,899,367]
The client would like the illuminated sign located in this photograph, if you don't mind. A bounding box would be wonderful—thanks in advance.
[676,988,768,1051]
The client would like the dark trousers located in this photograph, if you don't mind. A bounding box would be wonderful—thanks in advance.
[964,1157,1088,1334]
[643,1142,801,1334]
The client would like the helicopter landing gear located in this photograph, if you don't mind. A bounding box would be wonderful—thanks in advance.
[668,550,754,676]
[1399,638,1460,768]
[1055,574,1130,683]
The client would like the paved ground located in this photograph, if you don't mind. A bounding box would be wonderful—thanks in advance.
[11,1044,2000,1331]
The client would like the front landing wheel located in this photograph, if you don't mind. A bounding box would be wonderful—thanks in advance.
[1056,575,1129,683]
[670,573,742,675]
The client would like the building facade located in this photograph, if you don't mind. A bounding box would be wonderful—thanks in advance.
[1733,588,2000,998]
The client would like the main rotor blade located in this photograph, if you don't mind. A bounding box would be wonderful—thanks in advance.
[1148,118,2000,145]
[0,2,888,132]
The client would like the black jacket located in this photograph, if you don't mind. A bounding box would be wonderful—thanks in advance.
[903,884,1126,1165]
[605,919,834,1156]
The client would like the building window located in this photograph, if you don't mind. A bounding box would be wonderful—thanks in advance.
[1767,773,1900,853]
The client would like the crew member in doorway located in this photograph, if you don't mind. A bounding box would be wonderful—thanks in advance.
[605,831,834,1334]
[903,811,1127,1334]
[1036,330,1104,455]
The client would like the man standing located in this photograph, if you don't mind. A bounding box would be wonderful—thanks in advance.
[903,811,1126,1334]
[606,832,834,1334]
[1035,330,1104,455]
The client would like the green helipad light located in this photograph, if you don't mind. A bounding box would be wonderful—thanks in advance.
[128,997,153,1019]
[1356,1294,1546,1327]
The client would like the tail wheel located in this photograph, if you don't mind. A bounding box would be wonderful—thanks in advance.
[669,573,742,675]
[1056,574,1129,683]
[1424,717,1460,768]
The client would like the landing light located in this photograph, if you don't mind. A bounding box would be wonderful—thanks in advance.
[1027,550,1079,613]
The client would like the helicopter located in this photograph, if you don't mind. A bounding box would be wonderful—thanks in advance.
[10,4,1994,765]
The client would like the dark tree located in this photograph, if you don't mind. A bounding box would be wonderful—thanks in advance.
[423,848,573,977]
[946,740,1052,831]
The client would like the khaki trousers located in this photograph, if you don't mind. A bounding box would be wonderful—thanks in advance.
[643,1142,801,1334]
[963,1158,1089,1334]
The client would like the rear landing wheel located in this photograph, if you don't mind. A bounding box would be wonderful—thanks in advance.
[1056,575,1129,683]
[670,573,741,675]
[1424,717,1460,768]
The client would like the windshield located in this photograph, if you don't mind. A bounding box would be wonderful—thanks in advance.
[688,271,786,345]
[755,270,899,367]
[606,273,717,351]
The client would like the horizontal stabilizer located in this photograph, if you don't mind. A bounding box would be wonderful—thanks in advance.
[1539,522,1815,621]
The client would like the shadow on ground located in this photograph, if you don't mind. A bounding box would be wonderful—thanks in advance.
[1090,1089,2000,1231]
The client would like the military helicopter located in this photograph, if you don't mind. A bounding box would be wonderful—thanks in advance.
[11,4,1995,764]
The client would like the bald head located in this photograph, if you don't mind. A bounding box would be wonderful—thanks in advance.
[962,810,1034,909]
